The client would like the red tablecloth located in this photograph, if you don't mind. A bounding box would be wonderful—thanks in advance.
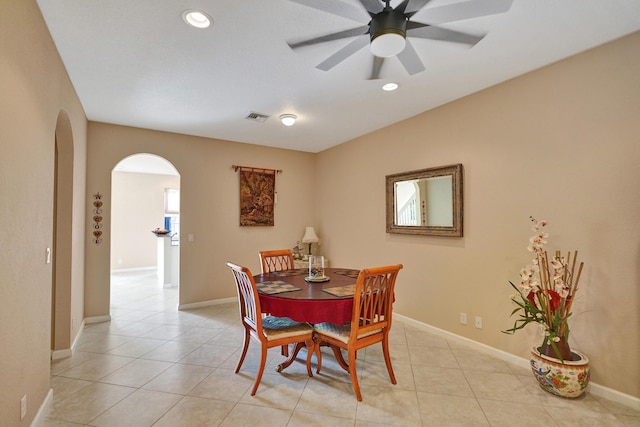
[259,294,353,324]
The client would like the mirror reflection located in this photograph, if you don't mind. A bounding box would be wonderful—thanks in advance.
[394,175,453,227]
[386,164,463,236]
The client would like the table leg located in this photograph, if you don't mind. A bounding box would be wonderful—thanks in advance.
[330,345,350,371]
[315,338,350,372]
[276,339,315,376]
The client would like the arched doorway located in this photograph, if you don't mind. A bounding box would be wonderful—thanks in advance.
[110,154,181,311]
[51,110,74,357]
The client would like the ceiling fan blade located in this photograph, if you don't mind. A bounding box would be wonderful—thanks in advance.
[407,25,484,46]
[369,56,385,80]
[395,0,412,14]
[357,0,384,14]
[417,0,513,25]
[396,40,425,75]
[316,36,369,71]
[406,20,430,31]
[405,0,435,17]
[289,0,370,23]
[288,26,369,49]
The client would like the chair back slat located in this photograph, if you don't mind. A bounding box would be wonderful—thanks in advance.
[259,249,295,273]
[228,262,262,330]
[351,265,402,340]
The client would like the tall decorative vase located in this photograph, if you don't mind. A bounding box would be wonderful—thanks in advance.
[539,335,573,361]
[530,346,590,398]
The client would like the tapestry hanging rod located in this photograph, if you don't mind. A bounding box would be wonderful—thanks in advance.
[231,165,283,174]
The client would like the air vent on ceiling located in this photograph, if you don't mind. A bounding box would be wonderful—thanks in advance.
[245,112,270,122]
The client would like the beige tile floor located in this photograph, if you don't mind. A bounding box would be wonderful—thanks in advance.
[45,269,640,426]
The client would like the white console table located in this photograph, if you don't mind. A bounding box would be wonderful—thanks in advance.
[157,235,179,288]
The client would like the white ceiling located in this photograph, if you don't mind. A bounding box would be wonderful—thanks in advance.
[37,0,640,153]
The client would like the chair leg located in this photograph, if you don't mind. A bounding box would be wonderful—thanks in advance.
[281,344,289,357]
[314,335,323,374]
[304,338,314,377]
[381,337,397,384]
[235,330,250,373]
[251,345,268,396]
[347,349,362,402]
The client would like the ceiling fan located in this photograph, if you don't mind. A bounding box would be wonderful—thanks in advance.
[287,0,513,79]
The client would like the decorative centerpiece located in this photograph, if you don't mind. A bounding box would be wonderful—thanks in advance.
[503,217,590,398]
[305,255,329,282]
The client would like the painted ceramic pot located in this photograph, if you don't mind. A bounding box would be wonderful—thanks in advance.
[530,346,590,398]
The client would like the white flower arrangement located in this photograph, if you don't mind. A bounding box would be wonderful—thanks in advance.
[504,217,584,361]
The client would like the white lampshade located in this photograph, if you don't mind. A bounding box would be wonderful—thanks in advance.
[370,33,406,57]
[301,226,319,243]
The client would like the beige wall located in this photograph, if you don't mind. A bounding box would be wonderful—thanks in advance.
[85,123,317,315]
[0,0,88,424]
[316,32,640,398]
[111,171,180,270]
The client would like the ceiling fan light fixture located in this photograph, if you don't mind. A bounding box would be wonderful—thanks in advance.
[182,10,211,29]
[279,114,297,126]
[370,33,406,57]
[369,8,407,57]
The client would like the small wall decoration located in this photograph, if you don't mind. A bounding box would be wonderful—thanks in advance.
[233,165,281,226]
[92,192,103,244]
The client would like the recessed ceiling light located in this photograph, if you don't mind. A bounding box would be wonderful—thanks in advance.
[382,82,398,91]
[182,10,211,29]
[279,114,297,126]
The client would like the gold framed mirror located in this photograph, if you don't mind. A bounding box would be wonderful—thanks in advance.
[386,164,463,237]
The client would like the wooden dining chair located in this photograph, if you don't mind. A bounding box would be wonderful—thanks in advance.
[226,261,314,396]
[258,249,297,356]
[259,249,295,274]
[314,264,403,401]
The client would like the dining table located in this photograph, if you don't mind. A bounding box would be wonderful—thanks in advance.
[253,267,361,372]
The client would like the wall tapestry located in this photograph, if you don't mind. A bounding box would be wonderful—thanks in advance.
[238,168,277,226]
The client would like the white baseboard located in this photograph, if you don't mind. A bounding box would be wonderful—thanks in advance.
[588,383,640,411]
[72,319,86,348]
[50,319,86,360]
[30,388,53,427]
[110,266,156,273]
[178,297,237,310]
[85,315,111,324]
[394,313,640,411]
[51,348,72,360]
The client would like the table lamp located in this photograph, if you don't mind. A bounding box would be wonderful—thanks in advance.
[301,226,319,259]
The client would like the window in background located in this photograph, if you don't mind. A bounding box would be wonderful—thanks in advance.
[164,188,180,241]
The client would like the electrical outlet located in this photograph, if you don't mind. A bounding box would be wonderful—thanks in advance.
[20,395,27,420]
[475,316,483,329]
[459,313,467,325]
